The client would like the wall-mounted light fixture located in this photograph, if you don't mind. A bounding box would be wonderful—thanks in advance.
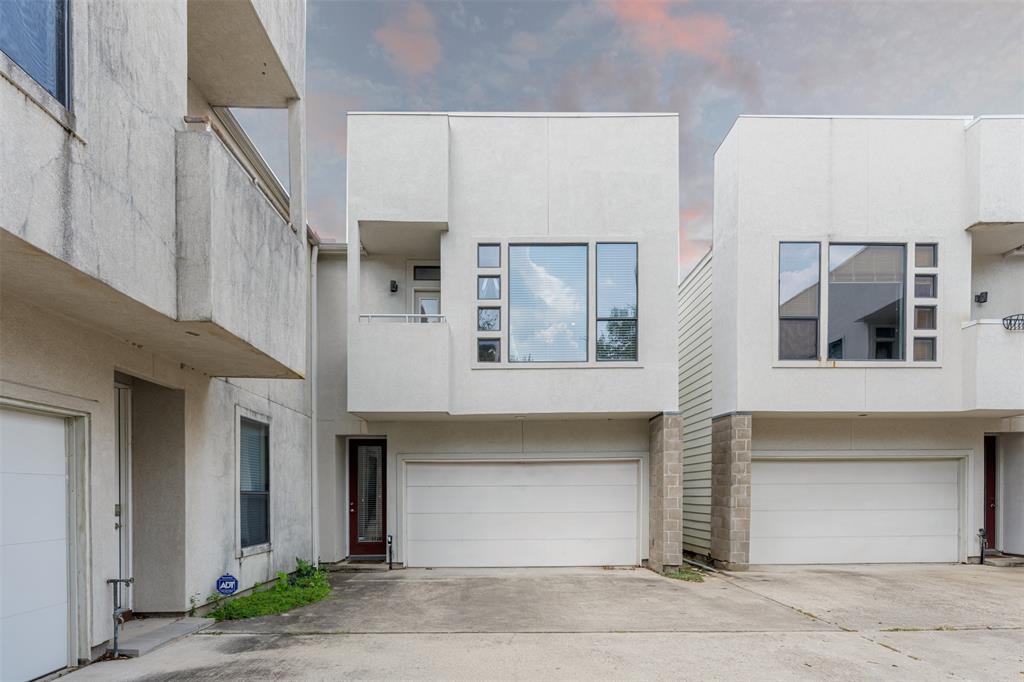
[390,280,398,293]
[974,291,988,304]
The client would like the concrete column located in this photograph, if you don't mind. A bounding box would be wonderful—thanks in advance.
[711,413,751,570]
[648,412,684,572]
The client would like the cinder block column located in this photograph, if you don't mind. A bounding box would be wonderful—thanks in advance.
[711,413,751,570]
[648,412,683,572]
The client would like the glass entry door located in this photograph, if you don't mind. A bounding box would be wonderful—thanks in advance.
[348,440,386,556]
[414,290,440,322]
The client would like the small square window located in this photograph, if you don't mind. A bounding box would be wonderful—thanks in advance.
[477,307,500,331]
[915,244,937,268]
[913,337,936,362]
[914,306,936,330]
[478,244,500,268]
[914,274,937,298]
[413,265,440,281]
[477,338,500,362]
[478,276,500,300]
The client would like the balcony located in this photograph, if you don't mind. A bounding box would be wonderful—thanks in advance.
[176,130,306,377]
[962,319,1024,412]
[965,117,1024,227]
[348,316,450,416]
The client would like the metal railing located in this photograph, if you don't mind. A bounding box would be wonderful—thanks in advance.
[359,313,446,323]
[1003,313,1024,331]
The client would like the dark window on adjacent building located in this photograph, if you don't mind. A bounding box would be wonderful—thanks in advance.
[596,243,638,361]
[778,242,820,360]
[413,266,440,281]
[477,338,500,362]
[240,418,270,548]
[0,0,68,104]
[827,244,906,360]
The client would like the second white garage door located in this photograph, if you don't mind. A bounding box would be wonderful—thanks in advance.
[750,458,960,564]
[405,460,640,567]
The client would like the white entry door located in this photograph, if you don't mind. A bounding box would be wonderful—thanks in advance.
[1,408,70,681]
[750,458,960,564]
[405,460,640,567]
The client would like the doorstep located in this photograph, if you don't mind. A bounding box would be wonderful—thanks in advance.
[325,558,401,572]
[105,616,211,657]
[983,553,1024,568]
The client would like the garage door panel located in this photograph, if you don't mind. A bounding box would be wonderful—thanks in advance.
[408,538,636,568]
[408,511,637,541]
[753,459,958,484]
[2,473,67,545]
[1,603,69,682]
[0,410,66,475]
[407,484,637,514]
[2,539,69,619]
[752,509,960,539]
[407,460,637,487]
[751,535,960,565]
[751,458,960,565]
[752,482,959,512]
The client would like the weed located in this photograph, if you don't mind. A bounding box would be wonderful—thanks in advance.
[208,558,330,621]
[663,567,705,583]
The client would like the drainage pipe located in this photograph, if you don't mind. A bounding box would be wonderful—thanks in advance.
[310,244,319,564]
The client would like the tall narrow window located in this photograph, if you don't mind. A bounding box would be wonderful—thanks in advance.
[0,0,68,103]
[508,244,588,362]
[779,243,820,360]
[240,418,270,548]
[596,243,638,361]
[827,244,906,360]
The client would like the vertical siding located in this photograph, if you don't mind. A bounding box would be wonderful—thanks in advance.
[678,253,713,556]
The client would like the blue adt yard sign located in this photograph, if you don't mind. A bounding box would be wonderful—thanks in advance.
[216,574,238,596]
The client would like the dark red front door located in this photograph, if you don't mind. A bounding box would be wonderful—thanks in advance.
[984,436,997,552]
[348,439,387,556]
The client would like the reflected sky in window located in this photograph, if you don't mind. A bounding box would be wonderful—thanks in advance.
[509,245,587,362]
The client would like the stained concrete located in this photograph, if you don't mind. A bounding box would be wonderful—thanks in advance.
[66,565,1023,681]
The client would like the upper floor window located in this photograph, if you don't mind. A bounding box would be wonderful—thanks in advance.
[596,243,638,361]
[508,244,587,362]
[827,244,905,360]
[778,242,820,360]
[0,0,68,104]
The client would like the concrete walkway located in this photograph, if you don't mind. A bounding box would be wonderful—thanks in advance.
[67,565,1023,681]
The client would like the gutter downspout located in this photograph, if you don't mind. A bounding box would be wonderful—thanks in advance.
[310,243,319,564]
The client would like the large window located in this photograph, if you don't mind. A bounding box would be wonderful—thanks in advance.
[508,244,588,362]
[596,243,638,361]
[827,244,906,360]
[0,0,68,104]
[240,417,270,548]
[778,243,820,360]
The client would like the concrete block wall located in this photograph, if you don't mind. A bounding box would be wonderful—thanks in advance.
[711,413,751,569]
[648,413,684,572]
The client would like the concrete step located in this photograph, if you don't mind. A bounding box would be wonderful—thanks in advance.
[106,616,211,657]
[325,559,399,572]
[983,554,1024,568]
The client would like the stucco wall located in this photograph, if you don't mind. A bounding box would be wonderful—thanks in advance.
[0,292,312,647]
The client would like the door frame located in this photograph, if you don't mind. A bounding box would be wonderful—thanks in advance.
[115,383,133,609]
[0,397,91,670]
[348,439,388,557]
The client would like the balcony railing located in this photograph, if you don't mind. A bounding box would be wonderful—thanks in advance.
[359,314,446,323]
[1003,313,1024,331]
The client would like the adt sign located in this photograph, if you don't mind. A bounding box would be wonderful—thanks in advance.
[216,574,238,596]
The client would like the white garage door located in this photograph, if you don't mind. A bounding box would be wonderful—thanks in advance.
[405,460,639,567]
[1,408,70,681]
[751,459,960,564]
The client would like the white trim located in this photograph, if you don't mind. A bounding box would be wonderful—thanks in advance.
[235,405,273,559]
[396,450,649,567]
[114,385,133,611]
[0,397,91,669]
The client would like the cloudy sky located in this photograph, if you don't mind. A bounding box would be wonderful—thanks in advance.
[237,0,1024,277]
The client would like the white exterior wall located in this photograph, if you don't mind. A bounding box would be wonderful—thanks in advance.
[678,253,713,555]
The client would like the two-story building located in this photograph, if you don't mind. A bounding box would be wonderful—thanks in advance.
[679,115,1024,569]
[316,113,682,571]
[1,1,315,678]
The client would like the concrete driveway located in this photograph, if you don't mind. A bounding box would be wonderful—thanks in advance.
[68,565,1022,681]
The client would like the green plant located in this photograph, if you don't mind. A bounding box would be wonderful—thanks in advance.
[208,558,330,621]
[663,567,705,583]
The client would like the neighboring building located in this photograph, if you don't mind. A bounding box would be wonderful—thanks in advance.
[0,1,314,679]
[316,113,681,570]
[679,115,1024,569]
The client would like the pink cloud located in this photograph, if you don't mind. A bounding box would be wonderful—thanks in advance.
[679,205,711,277]
[308,92,362,156]
[374,1,442,77]
[608,0,731,64]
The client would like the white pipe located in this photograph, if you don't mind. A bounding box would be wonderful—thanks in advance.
[310,244,319,563]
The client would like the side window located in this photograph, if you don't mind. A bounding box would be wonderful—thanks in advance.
[0,0,69,104]
[778,243,820,360]
[240,417,270,548]
[596,243,638,361]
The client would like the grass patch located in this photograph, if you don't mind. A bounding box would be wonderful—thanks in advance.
[209,559,330,621]
[663,567,705,583]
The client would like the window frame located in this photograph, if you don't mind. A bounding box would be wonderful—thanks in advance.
[477,275,501,301]
[236,406,271,556]
[477,337,501,363]
[477,243,501,269]
[507,242,590,363]
[477,306,500,332]
[0,0,73,119]
[596,242,639,362]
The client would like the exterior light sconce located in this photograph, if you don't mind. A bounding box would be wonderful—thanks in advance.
[390,280,398,293]
[974,291,988,304]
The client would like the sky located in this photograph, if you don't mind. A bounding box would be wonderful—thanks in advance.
[237,0,1024,278]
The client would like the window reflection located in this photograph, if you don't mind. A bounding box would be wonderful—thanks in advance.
[508,245,588,362]
[827,244,905,360]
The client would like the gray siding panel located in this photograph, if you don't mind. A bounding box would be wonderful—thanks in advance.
[678,253,713,555]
